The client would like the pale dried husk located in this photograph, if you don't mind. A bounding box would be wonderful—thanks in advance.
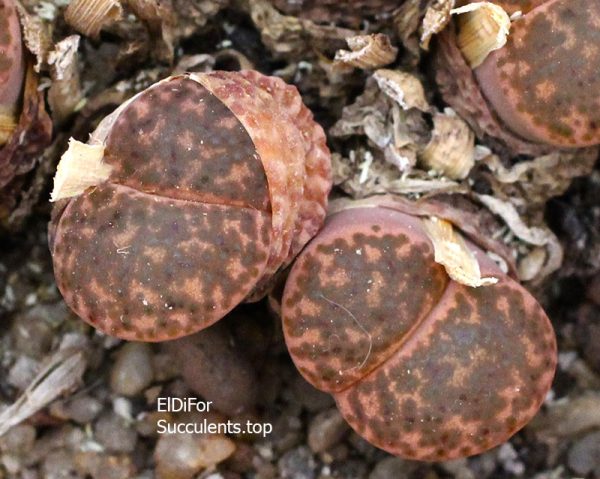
[0,347,86,437]
[127,0,176,63]
[50,139,111,202]
[452,2,511,68]
[422,215,498,287]
[246,0,353,58]
[420,0,454,50]
[0,113,17,146]
[334,34,398,70]
[48,35,83,124]
[372,69,430,112]
[16,4,52,71]
[420,110,475,179]
[64,0,123,38]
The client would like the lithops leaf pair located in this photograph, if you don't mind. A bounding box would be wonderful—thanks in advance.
[49,71,331,342]
[282,200,557,461]
[437,0,600,151]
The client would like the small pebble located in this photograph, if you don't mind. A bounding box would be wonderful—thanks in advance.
[110,343,154,397]
[54,395,103,424]
[369,456,416,479]
[497,443,525,476]
[531,392,600,437]
[224,441,256,473]
[41,449,79,479]
[8,355,39,390]
[10,304,58,358]
[329,459,368,479]
[441,458,476,479]
[278,446,316,479]
[270,413,303,453]
[575,304,600,373]
[74,451,135,479]
[0,424,36,453]
[154,433,235,479]
[95,412,137,453]
[307,408,349,453]
[567,431,600,476]
[164,324,258,415]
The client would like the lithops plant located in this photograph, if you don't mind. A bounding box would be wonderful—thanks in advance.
[270,0,403,27]
[282,200,557,460]
[436,0,600,151]
[0,0,52,225]
[49,70,331,342]
[0,0,24,144]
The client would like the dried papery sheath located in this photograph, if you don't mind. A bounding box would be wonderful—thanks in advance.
[452,2,511,68]
[270,0,403,27]
[422,216,498,287]
[419,110,475,179]
[51,139,110,202]
[334,34,398,70]
[64,0,123,38]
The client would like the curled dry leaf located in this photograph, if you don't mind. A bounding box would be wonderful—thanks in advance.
[452,2,511,68]
[332,69,480,190]
[48,35,83,124]
[64,0,123,38]
[331,71,432,177]
[270,0,401,28]
[475,193,563,280]
[420,110,475,180]
[422,215,498,287]
[372,69,429,112]
[0,347,86,437]
[420,0,454,50]
[332,150,462,198]
[479,147,598,206]
[247,0,354,58]
[334,34,398,70]
[51,139,110,202]
[169,0,229,38]
[15,3,52,71]
[127,0,176,63]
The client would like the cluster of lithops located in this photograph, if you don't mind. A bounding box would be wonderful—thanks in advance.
[436,0,600,152]
[49,70,331,342]
[270,0,403,27]
[281,200,557,460]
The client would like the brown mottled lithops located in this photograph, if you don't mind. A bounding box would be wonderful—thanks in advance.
[49,71,331,341]
[0,0,24,144]
[282,203,557,461]
[1,0,52,224]
[437,0,600,151]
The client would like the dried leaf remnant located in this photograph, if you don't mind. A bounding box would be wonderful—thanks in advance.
[423,216,498,287]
